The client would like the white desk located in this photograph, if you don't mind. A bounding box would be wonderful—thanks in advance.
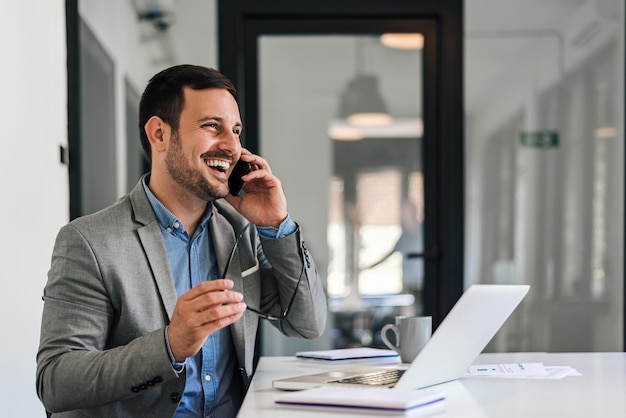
[238,352,626,417]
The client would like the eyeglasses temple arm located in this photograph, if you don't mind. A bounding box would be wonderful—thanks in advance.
[281,263,305,317]
[221,223,251,279]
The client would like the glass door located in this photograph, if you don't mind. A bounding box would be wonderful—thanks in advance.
[259,34,425,349]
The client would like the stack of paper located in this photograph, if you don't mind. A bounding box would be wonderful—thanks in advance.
[275,386,445,416]
[296,347,400,364]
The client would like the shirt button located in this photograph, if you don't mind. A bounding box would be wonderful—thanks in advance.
[173,222,180,228]
[166,227,172,233]
[204,374,211,382]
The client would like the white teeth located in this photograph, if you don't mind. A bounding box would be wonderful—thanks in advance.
[206,159,231,170]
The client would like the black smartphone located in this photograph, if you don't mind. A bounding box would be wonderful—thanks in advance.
[228,160,252,196]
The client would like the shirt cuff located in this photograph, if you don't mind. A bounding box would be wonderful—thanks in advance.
[256,215,296,239]
[164,326,185,374]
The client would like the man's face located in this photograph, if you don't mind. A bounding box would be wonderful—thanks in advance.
[165,87,243,201]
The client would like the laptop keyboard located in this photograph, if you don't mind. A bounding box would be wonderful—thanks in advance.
[333,368,406,386]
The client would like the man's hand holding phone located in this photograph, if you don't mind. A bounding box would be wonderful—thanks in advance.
[225,150,288,228]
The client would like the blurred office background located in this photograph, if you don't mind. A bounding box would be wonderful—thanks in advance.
[1,0,623,416]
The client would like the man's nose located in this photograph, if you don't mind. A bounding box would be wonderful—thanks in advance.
[219,130,241,154]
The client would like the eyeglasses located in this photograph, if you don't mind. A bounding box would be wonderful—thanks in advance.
[221,223,303,321]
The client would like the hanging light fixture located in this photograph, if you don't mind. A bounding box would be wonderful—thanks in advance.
[337,38,392,128]
[338,74,393,126]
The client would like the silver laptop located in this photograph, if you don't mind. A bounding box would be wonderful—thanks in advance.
[273,284,529,391]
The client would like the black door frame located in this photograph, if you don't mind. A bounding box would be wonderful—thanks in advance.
[218,0,464,327]
[66,0,81,220]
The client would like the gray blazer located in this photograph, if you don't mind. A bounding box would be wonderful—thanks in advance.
[36,180,327,417]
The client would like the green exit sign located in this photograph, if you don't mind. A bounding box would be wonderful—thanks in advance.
[519,130,559,148]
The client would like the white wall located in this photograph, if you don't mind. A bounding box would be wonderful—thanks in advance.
[0,1,68,416]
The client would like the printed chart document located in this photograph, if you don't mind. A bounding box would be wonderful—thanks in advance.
[464,363,582,379]
[296,347,400,364]
[275,386,445,416]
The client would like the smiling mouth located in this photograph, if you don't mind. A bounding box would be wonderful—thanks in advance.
[206,159,231,173]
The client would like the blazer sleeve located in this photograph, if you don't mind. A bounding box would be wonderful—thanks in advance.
[36,224,183,414]
[258,225,328,338]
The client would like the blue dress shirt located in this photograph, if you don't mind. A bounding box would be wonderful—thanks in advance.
[143,178,295,417]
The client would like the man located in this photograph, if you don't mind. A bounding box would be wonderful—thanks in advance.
[36,65,327,417]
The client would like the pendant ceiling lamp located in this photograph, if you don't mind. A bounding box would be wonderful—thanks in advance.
[338,74,392,126]
[338,38,392,127]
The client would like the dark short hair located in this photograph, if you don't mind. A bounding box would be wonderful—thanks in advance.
[138,65,237,160]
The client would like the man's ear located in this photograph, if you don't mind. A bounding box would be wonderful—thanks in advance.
[144,116,170,154]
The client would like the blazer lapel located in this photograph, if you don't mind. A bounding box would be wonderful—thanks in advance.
[130,178,178,319]
[138,223,178,319]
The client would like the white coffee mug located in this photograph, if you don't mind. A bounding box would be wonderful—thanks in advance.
[381,315,432,363]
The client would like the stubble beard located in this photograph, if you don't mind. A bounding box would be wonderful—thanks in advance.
[165,131,228,201]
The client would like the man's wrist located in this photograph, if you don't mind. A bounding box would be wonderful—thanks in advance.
[257,214,296,239]
[164,326,185,373]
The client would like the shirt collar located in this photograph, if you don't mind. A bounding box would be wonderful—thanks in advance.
[142,175,213,235]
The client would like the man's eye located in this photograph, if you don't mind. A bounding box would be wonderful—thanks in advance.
[201,122,218,130]
[233,128,241,135]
